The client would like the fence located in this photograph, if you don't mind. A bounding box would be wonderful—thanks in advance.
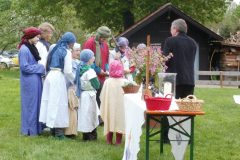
[196,71,240,87]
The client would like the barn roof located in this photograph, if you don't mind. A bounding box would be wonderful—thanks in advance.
[117,3,223,41]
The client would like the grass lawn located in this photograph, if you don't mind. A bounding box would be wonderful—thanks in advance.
[0,69,239,160]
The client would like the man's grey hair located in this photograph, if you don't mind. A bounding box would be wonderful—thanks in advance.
[171,19,187,33]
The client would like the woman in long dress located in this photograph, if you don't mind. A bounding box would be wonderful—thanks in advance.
[18,27,45,136]
[39,32,76,139]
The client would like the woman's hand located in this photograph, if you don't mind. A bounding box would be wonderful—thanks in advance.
[114,52,121,60]
[99,70,109,76]
[124,69,131,74]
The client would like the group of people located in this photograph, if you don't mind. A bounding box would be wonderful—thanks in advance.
[19,18,197,145]
[19,23,131,144]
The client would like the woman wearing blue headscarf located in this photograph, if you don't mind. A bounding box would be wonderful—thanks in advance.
[75,49,100,141]
[39,32,76,139]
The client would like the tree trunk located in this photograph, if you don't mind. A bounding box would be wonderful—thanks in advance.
[123,10,135,30]
[122,0,135,30]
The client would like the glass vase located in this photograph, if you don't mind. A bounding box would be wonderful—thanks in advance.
[158,73,177,97]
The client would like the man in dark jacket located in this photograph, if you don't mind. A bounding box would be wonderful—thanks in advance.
[163,18,197,98]
[162,18,197,142]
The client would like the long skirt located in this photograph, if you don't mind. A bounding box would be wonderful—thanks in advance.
[39,70,69,128]
[65,86,78,135]
[78,91,99,132]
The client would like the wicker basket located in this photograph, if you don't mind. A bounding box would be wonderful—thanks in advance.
[175,95,204,111]
[122,85,140,94]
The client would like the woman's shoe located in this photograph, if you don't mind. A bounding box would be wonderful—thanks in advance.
[106,132,113,144]
[55,135,65,140]
[115,133,122,145]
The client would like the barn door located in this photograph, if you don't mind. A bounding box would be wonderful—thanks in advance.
[194,44,199,81]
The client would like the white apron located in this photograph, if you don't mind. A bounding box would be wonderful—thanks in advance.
[39,69,69,128]
[121,56,133,82]
[39,49,73,128]
[77,68,99,132]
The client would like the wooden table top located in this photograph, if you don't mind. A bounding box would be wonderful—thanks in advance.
[145,110,205,116]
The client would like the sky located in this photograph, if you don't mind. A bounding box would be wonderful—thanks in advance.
[234,0,240,4]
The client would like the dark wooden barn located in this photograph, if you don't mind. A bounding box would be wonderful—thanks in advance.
[116,3,223,80]
[212,31,240,71]
[210,32,240,83]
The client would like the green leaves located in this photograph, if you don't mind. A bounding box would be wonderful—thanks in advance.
[0,0,11,11]
[219,4,240,38]
[72,0,229,33]
[0,0,232,50]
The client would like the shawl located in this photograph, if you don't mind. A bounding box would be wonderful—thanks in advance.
[46,32,76,72]
[75,63,90,97]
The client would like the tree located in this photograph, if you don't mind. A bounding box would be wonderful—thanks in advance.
[0,0,233,49]
[218,3,240,38]
[14,0,231,33]
[73,0,231,32]
[0,0,23,51]
[12,0,85,41]
[231,4,240,31]
[0,0,86,50]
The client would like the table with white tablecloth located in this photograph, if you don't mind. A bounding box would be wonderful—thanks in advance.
[122,93,146,160]
[122,93,204,160]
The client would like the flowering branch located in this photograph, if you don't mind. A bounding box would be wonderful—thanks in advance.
[127,46,173,81]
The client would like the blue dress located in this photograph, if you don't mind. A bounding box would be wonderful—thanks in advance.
[19,45,45,136]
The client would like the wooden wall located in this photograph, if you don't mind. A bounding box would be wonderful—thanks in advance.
[126,12,215,72]
[219,48,240,71]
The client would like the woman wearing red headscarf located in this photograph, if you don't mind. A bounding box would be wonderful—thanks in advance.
[18,27,45,136]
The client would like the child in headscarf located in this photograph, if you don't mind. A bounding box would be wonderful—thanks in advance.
[64,43,81,137]
[100,60,129,145]
[39,32,76,139]
[75,49,100,141]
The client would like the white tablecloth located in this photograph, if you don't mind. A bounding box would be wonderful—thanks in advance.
[122,93,190,160]
[122,93,146,160]
[233,95,240,104]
